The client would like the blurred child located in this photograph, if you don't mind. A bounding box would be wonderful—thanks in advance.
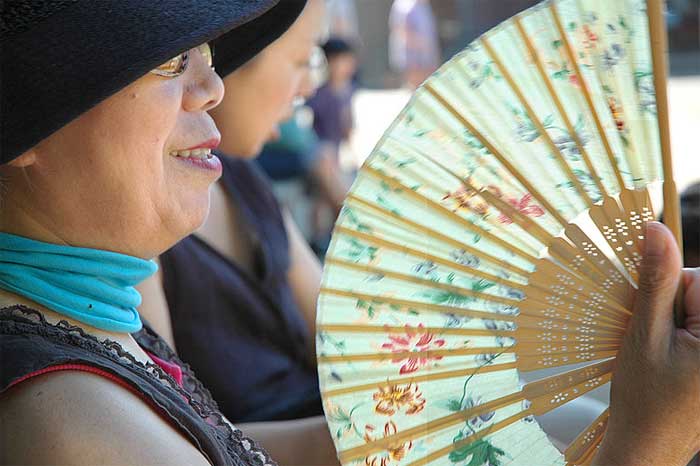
[306,37,358,254]
[307,37,358,158]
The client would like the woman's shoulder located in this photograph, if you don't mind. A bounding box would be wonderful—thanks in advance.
[0,370,210,465]
[0,305,277,466]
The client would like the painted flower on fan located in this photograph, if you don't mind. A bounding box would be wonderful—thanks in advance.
[475,352,499,366]
[364,421,413,466]
[607,96,626,131]
[602,43,624,70]
[465,396,497,429]
[442,185,475,211]
[497,194,545,225]
[373,383,426,416]
[568,72,581,87]
[450,249,481,268]
[325,400,364,441]
[442,182,496,215]
[412,260,437,277]
[582,25,598,49]
[381,324,446,374]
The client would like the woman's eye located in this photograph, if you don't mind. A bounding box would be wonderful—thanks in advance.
[152,53,189,77]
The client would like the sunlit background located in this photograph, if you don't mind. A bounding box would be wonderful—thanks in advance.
[336,0,698,193]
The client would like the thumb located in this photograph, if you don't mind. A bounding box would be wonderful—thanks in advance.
[631,221,683,338]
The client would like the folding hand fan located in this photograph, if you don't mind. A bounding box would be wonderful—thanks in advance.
[316,0,684,465]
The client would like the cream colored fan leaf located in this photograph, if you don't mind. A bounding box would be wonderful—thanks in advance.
[316,0,682,465]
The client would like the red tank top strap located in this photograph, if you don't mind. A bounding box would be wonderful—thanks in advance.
[6,363,173,413]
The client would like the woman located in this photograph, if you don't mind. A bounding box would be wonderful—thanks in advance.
[1,3,698,466]
[136,1,340,462]
[0,1,310,464]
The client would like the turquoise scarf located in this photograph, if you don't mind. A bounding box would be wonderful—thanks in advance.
[0,232,157,333]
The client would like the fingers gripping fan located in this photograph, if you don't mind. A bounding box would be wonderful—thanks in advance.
[316,0,683,465]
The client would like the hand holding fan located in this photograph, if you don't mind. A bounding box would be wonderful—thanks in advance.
[316,0,684,464]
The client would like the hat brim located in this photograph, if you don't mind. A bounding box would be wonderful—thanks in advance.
[1,0,306,162]
[214,0,307,78]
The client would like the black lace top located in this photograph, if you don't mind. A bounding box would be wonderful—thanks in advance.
[0,305,276,466]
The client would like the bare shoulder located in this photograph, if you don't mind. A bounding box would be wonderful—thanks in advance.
[0,370,210,465]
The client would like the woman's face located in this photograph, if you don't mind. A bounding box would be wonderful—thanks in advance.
[0,46,224,258]
[210,0,326,157]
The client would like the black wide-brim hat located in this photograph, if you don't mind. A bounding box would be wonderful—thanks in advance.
[0,0,306,163]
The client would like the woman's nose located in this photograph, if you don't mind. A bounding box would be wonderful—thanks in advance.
[183,48,225,113]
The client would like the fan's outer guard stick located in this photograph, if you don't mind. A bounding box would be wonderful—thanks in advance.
[565,409,609,465]
[647,0,685,324]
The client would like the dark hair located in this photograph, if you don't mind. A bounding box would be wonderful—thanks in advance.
[321,37,356,60]
[662,181,700,266]
[680,182,700,266]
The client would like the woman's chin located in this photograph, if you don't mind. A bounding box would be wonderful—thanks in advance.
[224,143,263,159]
[167,196,212,241]
[218,132,268,159]
[242,149,262,160]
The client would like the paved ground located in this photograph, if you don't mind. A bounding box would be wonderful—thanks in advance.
[345,75,700,193]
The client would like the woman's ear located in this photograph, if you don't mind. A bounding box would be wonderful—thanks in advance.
[7,150,37,168]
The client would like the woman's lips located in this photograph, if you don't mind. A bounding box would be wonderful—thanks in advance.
[173,151,223,174]
[184,137,221,151]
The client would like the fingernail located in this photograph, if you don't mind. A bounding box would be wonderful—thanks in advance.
[644,221,667,257]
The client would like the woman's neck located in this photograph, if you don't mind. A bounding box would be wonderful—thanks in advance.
[0,196,70,248]
[194,179,257,275]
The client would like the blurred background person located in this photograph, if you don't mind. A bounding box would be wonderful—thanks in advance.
[388,0,441,89]
[308,38,358,160]
[306,37,358,255]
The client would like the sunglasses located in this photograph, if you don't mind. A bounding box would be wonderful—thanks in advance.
[151,43,213,78]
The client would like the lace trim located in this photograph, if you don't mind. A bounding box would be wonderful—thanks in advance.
[0,305,277,466]
[135,324,220,410]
